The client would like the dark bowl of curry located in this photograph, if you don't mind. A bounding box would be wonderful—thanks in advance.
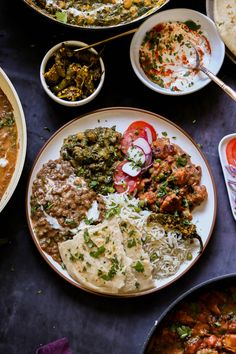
[143,273,236,354]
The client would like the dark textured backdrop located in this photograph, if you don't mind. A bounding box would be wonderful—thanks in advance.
[0,0,236,353]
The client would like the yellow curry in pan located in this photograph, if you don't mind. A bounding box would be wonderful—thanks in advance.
[0,88,18,200]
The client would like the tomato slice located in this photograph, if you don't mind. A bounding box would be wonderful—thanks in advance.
[113,161,140,193]
[126,121,157,141]
[226,138,236,167]
[120,121,157,154]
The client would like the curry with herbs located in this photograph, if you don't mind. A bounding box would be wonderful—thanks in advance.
[0,88,18,200]
[29,0,168,28]
[137,137,207,220]
[146,287,236,353]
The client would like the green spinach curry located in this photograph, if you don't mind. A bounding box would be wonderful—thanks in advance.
[60,126,122,194]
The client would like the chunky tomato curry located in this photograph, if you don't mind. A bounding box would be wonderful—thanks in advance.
[0,88,18,200]
[147,287,236,353]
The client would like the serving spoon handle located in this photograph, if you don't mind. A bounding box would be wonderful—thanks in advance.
[200,65,236,102]
[74,28,137,52]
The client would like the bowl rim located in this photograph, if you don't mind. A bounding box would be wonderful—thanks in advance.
[0,67,27,212]
[40,40,105,107]
[130,8,225,96]
[142,272,236,353]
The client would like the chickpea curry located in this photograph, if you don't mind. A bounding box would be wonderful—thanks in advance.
[147,287,236,354]
[31,0,168,28]
[0,88,18,200]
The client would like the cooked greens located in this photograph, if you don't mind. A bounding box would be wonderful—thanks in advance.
[60,126,122,194]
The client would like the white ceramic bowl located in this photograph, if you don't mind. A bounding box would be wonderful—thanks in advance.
[0,67,27,212]
[40,40,105,107]
[130,8,225,96]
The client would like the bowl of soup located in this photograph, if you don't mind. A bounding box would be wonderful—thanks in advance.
[0,68,27,212]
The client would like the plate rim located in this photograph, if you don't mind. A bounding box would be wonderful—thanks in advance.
[26,106,217,298]
[0,67,27,213]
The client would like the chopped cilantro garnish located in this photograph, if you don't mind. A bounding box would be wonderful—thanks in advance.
[176,325,192,340]
[44,201,54,210]
[127,238,137,248]
[184,20,201,31]
[105,205,121,219]
[133,261,144,273]
[135,282,140,289]
[83,229,90,243]
[90,180,99,189]
[83,229,95,248]
[176,156,187,167]
[157,181,168,197]
[56,11,67,23]
[90,246,106,258]
[150,252,158,262]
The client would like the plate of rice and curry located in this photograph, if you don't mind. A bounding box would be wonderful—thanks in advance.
[26,107,216,297]
[0,68,27,213]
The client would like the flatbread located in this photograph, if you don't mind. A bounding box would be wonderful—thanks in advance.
[214,0,236,56]
[119,220,154,292]
[59,217,155,294]
[59,218,132,294]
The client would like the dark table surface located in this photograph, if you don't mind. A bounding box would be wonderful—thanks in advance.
[1,0,236,353]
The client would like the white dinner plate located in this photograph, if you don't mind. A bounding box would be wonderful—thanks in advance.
[206,0,236,64]
[26,107,217,297]
[218,133,236,221]
[0,67,27,213]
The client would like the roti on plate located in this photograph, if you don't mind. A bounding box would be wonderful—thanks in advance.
[59,217,155,294]
[214,0,236,56]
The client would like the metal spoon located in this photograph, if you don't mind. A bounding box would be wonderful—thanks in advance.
[190,44,236,102]
[73,28,137,52]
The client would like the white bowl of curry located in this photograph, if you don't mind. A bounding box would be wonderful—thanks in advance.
[0,68,27,212]
[40,40,105,107]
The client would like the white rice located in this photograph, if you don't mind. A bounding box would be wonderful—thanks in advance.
[102,192,198,280]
